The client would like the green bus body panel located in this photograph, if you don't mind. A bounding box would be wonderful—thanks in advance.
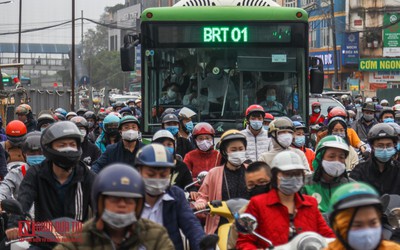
[141,7,308,22]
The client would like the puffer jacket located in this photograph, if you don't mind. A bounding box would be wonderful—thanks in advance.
[236,189,335,249]
[241,127,272,161]
[0,163,28,200]
[258,138,311,172]
[53,218,175,250]
[303,154,353,213]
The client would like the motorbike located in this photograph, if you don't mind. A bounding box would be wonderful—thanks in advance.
[194,198,248,250]
[235,213,334,250]
[381,194,400,243]
[184,171,208,201]
[1,199,77,250]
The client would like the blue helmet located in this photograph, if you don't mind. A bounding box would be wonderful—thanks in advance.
[55,108,67,117]
[135,144,175,168]
[103,114,120,133]
[91,163,145,217]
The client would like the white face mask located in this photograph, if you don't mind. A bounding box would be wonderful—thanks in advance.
[56,146,78,152]
[144,178,170,196]
[277,133,293,148]
[80,129,87,137]
[121,130,139,142]
[322,160,346,177]
[167,89,177,99]
[227,151,246,167]
[101,209,137,229]
[196,140,213,151]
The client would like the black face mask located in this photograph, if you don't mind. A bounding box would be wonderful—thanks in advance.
[247,184,270,197]
[106,128,119,137]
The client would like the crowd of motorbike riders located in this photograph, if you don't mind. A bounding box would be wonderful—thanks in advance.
[0,94,399,249]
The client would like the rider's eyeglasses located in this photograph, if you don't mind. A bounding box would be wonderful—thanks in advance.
[105,196,136,205]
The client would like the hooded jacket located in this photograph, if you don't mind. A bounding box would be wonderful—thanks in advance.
[351,116,378,143]
[183,148,222,181]
[303,151,353,213]
[258,136,311,172]
[310,111,325,125]
[240,127,272,161]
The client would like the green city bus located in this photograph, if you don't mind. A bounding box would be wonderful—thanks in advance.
[121,2,323,135]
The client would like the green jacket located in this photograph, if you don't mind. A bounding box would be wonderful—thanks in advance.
[54,218,175,250]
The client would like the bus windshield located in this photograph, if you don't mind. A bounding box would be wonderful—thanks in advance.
[139,10,309,134]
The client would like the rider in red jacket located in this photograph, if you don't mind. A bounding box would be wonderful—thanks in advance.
[236,151,334,249]
[309,102,325,125]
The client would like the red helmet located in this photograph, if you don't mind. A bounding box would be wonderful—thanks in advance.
[311,102,321,107]
[6,120,27,137]
[328,107,347,120]
[192,122,215,137]
[264,113,274,122]
[245,104,265,117]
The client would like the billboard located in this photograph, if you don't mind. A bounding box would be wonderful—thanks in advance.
[383,13,400,57]
[342,33,359,65]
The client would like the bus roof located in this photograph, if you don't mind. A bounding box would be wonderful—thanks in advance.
[141,7,308,22]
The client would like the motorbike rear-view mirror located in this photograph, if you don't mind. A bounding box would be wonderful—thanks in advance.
[388,208,400,229]
[1,199,24,215]
[234,213,258,234]
[197,171,208,184]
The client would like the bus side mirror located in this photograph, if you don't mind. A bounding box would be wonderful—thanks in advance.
[309,57,324,94]
[120,34,140,72]
[310,68,324,94]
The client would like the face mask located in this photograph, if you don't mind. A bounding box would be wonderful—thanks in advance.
[165,126,179,136]
[277,133,293,148]
[56,146,78,152]
[173,67,183,75]
[101,209,137,229]
[185,121,194,133]
[293,136,305,147]
[383,118,395,123]
[40,127,47,132]
[349,118,354,123]
[322,160,346,177]
[121,130,138,142]
[143,178,170,196]
[374,147,396,162]
[363,113,375,122]
[26,155,45,166]
[332,132,346,138]
[80,129,87,137]
[313,108,321,113]
[106,128,119,136]
[88,122,94,129]
[348,227,382,250]
[248,184,270,197]
[167,89,177,99]
[397,143,400,152]
[373,102,378,105]
[249,120,263,131]
[165,146,174,155]
[196,140,213,152]
[227,151,246,167]
[263,125,269,131]
[355,104,361,108]
[129,104,135,108]
[278,176,303,195]
[266,96,276,102]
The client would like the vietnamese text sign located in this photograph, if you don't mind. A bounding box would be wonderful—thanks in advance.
[342,33,359,65]
[383,13,400,57]
[359,58,400,71]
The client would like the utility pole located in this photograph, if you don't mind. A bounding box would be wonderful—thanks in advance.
[71,0,75,111]
[330,0,339,89]
[81,10,84,44]
[17,0,22,80]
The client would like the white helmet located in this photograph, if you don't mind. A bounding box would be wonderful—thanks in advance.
[395,96,400,102]
[152,129,175,142]
[365,97,373,103]
[178,107,196,119]
[271,151,305,171]
[380,99,389,105]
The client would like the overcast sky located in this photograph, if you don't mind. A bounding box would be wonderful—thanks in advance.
[0,0,123,44]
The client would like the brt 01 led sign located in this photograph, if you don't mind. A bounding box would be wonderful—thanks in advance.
[203,27,248,43]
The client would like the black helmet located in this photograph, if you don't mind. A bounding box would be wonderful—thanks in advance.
[161,108,176,120]
[113,101,126,110]
[22,131,42,153]
[41,121,83,171]
[362,102,376,112]
[97,111,107,121]
[91,163,145,218]
[162,114,179,124]
[372,96,379,102]
[37,113,56,131]
[379,108,395,121]
[368,123,398,144]
[83,111,97,122]
[119,107,133,117]
[76,108,88,116]
[290,115,304,123]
